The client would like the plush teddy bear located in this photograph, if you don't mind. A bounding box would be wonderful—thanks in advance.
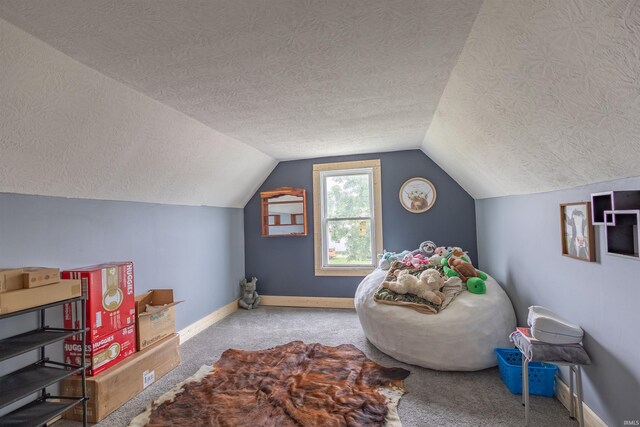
[382,268,446,304]
[444,258,488,294]
[239,277,260,309]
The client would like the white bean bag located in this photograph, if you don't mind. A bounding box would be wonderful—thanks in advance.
[355,269,516,371]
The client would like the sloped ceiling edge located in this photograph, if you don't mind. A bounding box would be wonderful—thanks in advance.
[0,18,277,208]
[423,0,640,199]
[0,0,483,161]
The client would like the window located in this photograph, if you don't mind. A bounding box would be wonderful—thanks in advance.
[313,160,383,276]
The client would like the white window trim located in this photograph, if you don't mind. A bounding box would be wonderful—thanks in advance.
[313,160,383,276]
[319,167,375,268]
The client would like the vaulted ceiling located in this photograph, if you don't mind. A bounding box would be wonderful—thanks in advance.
[0,0,480,161]
[0,0,639,206]
[423,0,640,199]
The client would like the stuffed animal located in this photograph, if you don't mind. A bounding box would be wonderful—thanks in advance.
[377,252,394,270]
[422,240,438,256]
[445,258,488,294]
[411,240,437,258]
[448,246,464,260]
[431,246,453,265]
[402,253,430,268]
[382,268,445,304]
[428,253,444,265]
[239,277,261,309]
[439,246,473,267]
[394,250,411,262]
[418,269,446,303]
[377,250,411,270]
[380,242,438,269]
[448,246,471,263]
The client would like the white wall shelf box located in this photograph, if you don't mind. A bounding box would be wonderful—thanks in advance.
[605,210,640,260]
[591,191,640,225]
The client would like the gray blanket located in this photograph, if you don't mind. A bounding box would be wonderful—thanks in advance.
[510,331,591,365]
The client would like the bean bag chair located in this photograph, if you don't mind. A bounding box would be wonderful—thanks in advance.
[355,269,516,371]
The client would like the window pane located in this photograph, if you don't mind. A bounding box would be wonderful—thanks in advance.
[325,174,371,218]
[326,219,372,265]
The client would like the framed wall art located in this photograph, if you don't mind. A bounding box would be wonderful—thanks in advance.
[560,201,596,262]
[399,178,436,213]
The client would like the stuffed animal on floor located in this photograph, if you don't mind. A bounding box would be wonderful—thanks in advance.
[444,258,488,294]
[239,277,261,309]
[383,268,445,304]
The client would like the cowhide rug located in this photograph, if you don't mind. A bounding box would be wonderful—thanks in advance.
[129,341,410,427]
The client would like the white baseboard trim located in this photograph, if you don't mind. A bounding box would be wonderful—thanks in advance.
[260,295,355,309]
[178,299,238,344]
[555,376,607,427]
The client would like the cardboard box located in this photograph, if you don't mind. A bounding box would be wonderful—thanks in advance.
[22,267,61,288]
[0,280,82,314]
[64,324,137,376]
[63,262,135,342]
[135,289,182,351]
[0,268,24,293]
[62,334,181,423]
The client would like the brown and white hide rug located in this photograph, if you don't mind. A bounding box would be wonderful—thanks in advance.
[129,341,410,427]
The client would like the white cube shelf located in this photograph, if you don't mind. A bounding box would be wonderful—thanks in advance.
[605,210,640,260]
[591,191,640,225]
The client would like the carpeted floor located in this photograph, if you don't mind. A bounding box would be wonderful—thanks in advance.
[55,307,577,427]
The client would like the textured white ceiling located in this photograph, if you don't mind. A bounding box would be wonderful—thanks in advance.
[2,0,639,203]
[0,0,482,161]
[0,18,276,208]
[423,0,640,199]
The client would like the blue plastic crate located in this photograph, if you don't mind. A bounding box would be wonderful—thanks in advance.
[494,348,558,397]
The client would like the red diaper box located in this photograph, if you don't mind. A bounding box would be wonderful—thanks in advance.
[64,325,137,376]
[62,262,136,342]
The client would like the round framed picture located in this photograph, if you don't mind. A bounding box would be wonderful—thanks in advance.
[399,178,436,213]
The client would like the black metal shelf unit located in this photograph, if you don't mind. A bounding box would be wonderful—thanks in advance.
[0,293,88,427]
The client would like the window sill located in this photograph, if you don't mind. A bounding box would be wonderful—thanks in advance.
[314,267,375,277]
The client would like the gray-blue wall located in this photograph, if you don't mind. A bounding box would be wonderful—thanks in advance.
[0,192,245,331]
[244,150,477,297]
[0,192,245,415]
[476,176,640,426]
